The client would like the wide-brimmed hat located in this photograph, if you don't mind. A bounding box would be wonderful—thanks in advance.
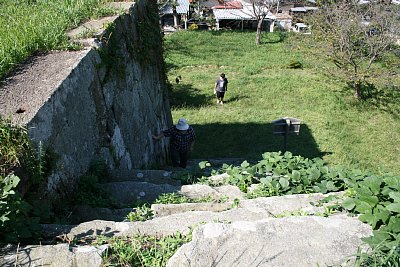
[176,118,189,130]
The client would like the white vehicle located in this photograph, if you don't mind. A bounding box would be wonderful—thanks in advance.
[292,23,311,34]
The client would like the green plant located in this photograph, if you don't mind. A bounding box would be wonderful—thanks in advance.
[154,192,214,205]
[101,232,192,267]
[126,204,154,222]
[231,198,240,209]
[287,60,303,69]
[0,174,40,243]
[189,23,198,31]
[341,172,400,265]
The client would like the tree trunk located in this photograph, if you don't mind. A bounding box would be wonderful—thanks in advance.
[353,81,362,99]
[255,19,263,45]
[173,7,178,28]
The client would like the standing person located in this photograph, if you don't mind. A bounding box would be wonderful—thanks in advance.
[152,118,195,168]
[214,73,228,104]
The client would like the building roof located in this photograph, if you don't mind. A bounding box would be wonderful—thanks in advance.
[212,1,243,9]
[212,1,276,20]
[160,0,189,15]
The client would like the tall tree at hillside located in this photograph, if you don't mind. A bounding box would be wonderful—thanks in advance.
[250,0,280,45]
[310,0,400,99]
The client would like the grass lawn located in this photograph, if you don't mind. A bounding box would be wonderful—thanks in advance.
[164,30,400,174]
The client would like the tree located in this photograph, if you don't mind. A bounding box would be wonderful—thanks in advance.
[250,0,280,45]
[310,0,400,98]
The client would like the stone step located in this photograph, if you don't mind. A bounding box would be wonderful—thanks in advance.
[102,181,181,205]
[109,169,181,186]
[6,192,371,267]
[68,205,133,224]
[41,192,346,240]
[4,214,371,267]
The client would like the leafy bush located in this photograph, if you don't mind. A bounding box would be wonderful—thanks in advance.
[203,151,400,265]
[342,172,400,265]
[0,118,48,243]
[206,151,350,196]
[188,23,198,31]
[0,174,40,243]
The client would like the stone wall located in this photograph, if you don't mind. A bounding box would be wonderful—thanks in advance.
[2,0,172,197]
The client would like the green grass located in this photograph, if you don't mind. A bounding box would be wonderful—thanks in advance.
[164,31,400,174]
[0,0,118,80]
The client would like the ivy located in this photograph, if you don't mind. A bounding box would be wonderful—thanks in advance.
[200,151,400,265]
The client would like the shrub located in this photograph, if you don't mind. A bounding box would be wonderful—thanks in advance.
[188,23,198,31]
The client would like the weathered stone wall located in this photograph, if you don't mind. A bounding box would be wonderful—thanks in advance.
[22,1,172,196]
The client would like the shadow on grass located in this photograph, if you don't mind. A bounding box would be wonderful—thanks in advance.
[169,82,215,108]
[261,32,288,44]
[190,122,326,161]
[343,84,400,118]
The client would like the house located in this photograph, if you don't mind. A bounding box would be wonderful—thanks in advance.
[159,0,190,30]
[203,0,277,31]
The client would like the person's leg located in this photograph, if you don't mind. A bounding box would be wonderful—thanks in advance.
[170,148,180,167]
[220,92,225,104]
[216,91,223,104]
[179,151,190,168]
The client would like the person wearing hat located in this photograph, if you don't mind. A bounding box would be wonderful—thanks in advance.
[214,73,228,104]
[152,118,196,168]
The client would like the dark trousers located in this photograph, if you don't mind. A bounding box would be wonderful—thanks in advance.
[170,148,190,168]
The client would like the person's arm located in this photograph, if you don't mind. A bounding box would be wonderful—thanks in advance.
[152,132,164,140]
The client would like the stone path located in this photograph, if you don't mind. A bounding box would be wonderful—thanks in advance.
[0,167,372,267]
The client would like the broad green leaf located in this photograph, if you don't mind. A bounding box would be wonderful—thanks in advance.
[312,185,321,193]
[386,202,400,213]
[363,176,381,195]
[362,230,391,246]
[359,210,377,228]
[389,191,400,203]
[291,170,301,181]
[326,181,338,191]
[241,161,250,168]
[309,168,321,180]
[386,217,400,233]
[198,161,210,169]
[373,205,390,224]
[279,177,289,188]
[260,177,272,184]
[342,198,356,210]
[356,186,373,197]
[359,195,379,208]
[383,175,400,188]
[302,176,310,186]
[355,201,372,214]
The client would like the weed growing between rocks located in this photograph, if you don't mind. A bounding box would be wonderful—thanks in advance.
[98,232,192,267]
[0,117,49,243]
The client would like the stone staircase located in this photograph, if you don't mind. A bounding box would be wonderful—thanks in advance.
[0,163,372,267]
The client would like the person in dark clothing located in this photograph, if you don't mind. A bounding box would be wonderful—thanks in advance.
[214,73,228,104]
[152,118,195,168]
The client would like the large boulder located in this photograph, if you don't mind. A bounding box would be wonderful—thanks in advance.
[167,215,372,267]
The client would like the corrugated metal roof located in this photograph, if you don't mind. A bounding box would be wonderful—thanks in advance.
[290,7,307,12]
[213,2,275,20]
[160,0,189,14]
